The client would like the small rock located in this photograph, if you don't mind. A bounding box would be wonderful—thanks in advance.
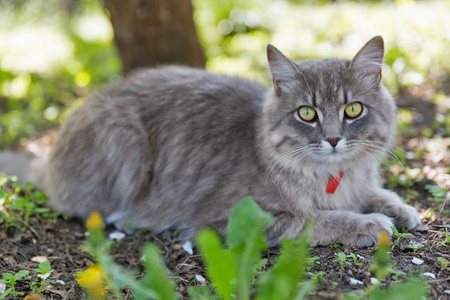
[350,278,364,285]
[56,280,65,285]
[0,283,6,294]
[370,277,380,285]
[109,231,126,240]
[31,256,48,263]
[84,232,90,236]
[195,275,206,283]
[412,257,424,265]
[422,272,436,279]
[182,241,194,255]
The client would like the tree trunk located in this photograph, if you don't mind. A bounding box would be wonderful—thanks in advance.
[104,0,205,74]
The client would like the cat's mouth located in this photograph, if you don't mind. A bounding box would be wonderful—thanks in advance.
[322,149,349,163]
[319,138,350,161]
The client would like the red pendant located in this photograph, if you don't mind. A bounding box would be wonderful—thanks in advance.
[326,170,344,194]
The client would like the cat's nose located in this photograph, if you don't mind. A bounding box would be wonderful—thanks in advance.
[326,137,341,148]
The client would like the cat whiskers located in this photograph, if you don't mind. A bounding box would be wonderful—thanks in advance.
[348,141,404,169]
[262,144,318,186]
[368,140,405,153]
[276,145,319,178]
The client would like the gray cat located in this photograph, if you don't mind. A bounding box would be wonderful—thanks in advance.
[43,36,421,246]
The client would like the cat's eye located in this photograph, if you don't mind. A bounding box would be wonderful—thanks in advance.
[298,106,316,122]
[345,102,363,119]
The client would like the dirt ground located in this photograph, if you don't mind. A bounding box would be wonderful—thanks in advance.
[0,89,449,299]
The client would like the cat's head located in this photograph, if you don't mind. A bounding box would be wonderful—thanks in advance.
[263,36,396,170]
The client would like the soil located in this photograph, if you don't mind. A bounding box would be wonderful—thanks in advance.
[0,90,449,299]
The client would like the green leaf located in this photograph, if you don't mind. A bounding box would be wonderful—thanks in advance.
[226,196,272,249]
[337,252,347,264]
[256,233,309,300]
[369,280,428,300]
[253,258,268,275]
[226,197,273,300]
[0,287,12,299]
[197,228,237,300]
[293,280,316,300]
[138,244,177,300]
[188,286,221,300]
[35,260,53,275]
[1,273,13,281]
[13,270,29,280]
[100,254,160,300]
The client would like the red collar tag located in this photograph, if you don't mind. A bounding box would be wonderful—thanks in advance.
[326,170,344,194]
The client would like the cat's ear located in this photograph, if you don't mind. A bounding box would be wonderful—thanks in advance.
[267,44,301,96]
[350,36,384,87]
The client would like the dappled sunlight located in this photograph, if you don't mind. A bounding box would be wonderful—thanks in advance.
[72,13,114,43]
[0,27,73,75]
[195,0,450,91]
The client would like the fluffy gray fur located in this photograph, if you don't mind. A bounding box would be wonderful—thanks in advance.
[44,36,421,246]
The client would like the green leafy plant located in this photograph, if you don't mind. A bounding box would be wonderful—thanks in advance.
[437,257,448,271]
[194,197,313,300]
[0,173,59,232]
[0,270,30,298]
[194,197,273,300]
[440,228,450,246]
[349,253,365,267]
[306,256,320,271]
[407,243,424,253]
[390,226,412,245]
[30,260,55,292]
[333,252,348,266]
[77,211,178,300]
[425,184,448,203]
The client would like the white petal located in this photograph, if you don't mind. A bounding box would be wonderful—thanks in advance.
[370,277,380,285]
[195,275,206,283]
[350,278,364,285]
[0,283,6,294]
[412,257,424,265]
[183,241,194,255]
[109,231,126,240]
[423,272,436,279]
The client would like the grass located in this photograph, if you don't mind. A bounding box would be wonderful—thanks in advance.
[0,173,59,233]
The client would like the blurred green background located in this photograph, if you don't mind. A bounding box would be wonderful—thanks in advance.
[0,0,449,149]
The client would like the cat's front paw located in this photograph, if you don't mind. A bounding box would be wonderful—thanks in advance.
[367,189,422,230]
[382,202,421,230]
[344,213,394,247]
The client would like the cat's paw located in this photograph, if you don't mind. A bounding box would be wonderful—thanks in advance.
[344,213,394,247]
[382,202,421,230]
[367,189,422,230]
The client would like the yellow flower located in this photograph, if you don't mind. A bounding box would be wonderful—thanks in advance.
[378,230,392,247]
[86,211,104,232]
[77,264,106,299]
